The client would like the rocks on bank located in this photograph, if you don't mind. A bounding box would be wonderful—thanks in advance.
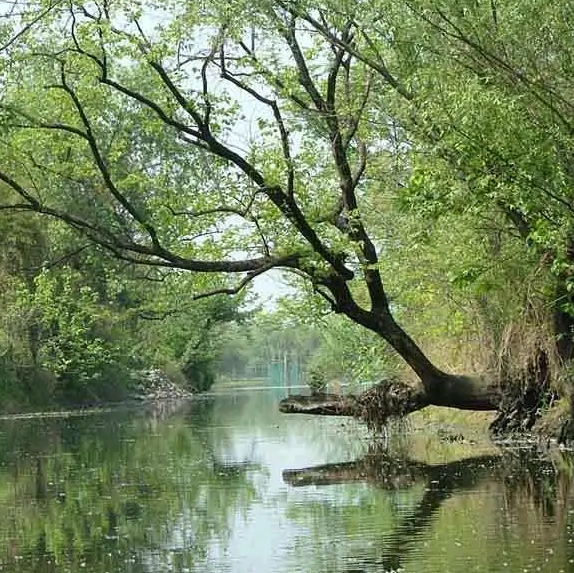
[131,369,193,401]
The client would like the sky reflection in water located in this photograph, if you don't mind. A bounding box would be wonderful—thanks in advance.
[0,387,571,573]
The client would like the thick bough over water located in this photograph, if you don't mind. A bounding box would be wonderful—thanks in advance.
[0,387,572,573]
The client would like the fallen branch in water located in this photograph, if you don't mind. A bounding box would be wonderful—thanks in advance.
[279,378,429,430]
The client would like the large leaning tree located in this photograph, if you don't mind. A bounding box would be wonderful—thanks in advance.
[0,0,573,425]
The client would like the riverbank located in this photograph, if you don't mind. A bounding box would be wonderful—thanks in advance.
[0,368,193,416]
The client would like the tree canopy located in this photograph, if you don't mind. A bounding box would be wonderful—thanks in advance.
[1,0,573,422]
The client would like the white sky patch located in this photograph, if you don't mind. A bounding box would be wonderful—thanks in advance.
[252,269,296,309]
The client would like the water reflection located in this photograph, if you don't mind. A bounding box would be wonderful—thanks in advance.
[0,389,572,573]
[0,398,260,573]
[284,445,573,572]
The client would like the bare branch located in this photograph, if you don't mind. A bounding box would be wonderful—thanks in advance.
[167,188,261,220]
[237,41,312,111]
[201,44,218,127]
[268,11,389,311]
[136,309,181,321]
[133,18,151,48]
[281,14,326,113]
[19,244,91,273]
[352,140,367,187]
[343,71,372,148]
[55,64,165,252]
[0,170,40,209]
[190,263,273,301]
[0,174,300,275]
[0,102,89,139]
[148,60,207,132]
[167,205,249,219]
[325,23,352,116]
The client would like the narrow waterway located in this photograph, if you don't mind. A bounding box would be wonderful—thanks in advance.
[0,386,572,573]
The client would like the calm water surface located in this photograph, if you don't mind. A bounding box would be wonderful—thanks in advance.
[0,387,573,573]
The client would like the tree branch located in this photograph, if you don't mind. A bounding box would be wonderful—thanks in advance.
[237,40,312,111]
[219,46,295,197]
[54,63,165,252]
[0,1,61,53]
[0,185,299,275]
[277,2,413,100]
[281,15,327,112]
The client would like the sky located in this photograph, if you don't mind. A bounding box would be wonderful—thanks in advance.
[252,269,296,308]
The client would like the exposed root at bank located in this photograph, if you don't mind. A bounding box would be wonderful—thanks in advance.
[279,366,570,441]
[489,381,558,435]
[489,346,558,435]
[279,378,428,430]
[356,379,428,431]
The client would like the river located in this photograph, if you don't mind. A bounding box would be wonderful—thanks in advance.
[0,386,572,573]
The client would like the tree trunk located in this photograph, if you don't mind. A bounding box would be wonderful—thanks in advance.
[282,306,503,424]
[379,320,500,410]
[554,278,574,362]
[279,373,501,428]
[426,372,501,410]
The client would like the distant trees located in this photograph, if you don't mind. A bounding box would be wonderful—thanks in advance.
[217,316,319,382]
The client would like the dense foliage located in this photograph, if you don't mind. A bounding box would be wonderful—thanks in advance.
[0,211,242,408]
[0,0,573,423]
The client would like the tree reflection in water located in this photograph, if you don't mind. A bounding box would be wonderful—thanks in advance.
[0,400,260,573]
[1,391,573,573]
[283,443,574,573]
